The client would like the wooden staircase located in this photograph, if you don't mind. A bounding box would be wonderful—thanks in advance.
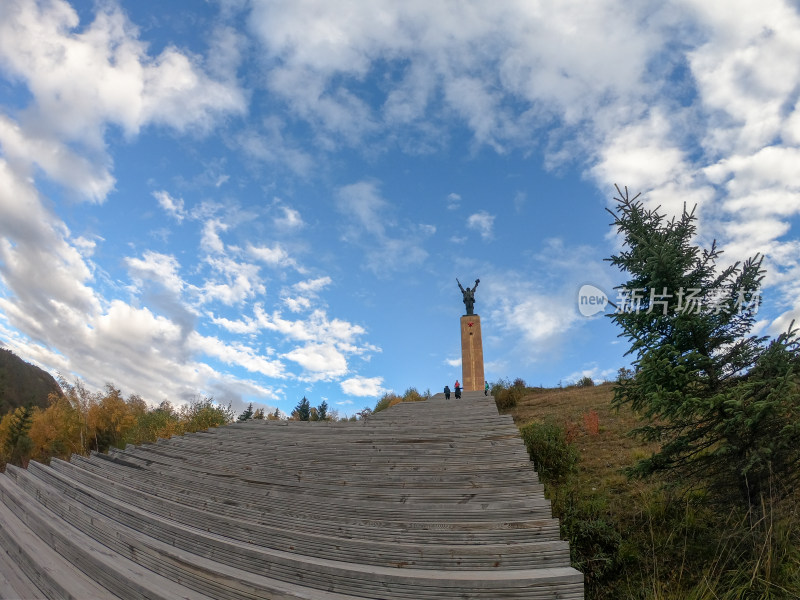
[0,391,583,599]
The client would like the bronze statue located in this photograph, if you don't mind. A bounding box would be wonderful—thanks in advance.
[457,278,480,315]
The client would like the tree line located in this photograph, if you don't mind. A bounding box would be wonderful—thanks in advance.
[0,378,236,470]
[0,375,378,471]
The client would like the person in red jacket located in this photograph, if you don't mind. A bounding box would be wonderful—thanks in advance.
[454,380,461,399]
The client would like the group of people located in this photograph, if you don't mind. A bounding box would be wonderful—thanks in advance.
[443,380,490,399]
[444,381,461,400]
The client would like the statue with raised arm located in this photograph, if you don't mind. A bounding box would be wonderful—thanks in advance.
[457,278,480,315]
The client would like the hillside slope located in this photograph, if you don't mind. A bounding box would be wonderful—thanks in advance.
[0,348,62,413]
[504,381,800,599]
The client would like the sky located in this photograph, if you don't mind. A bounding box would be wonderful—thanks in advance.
[3,0,800,418]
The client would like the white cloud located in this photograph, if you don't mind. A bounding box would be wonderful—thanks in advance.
[335,180,428,273]
[336,180,389,236]
[0,115,114,203]
[255,307,368,346]
[126,251,185,294]
[294,276,332,293]
[590,110,688,193]
[466,211,495,240]
[234,119,314,175]
[200,255,265,306]
[243,0,658,150]
[206,304,379,379]
[236,0,800,340]
[0,1,403,408]
[481,243,612,362]
[445,357,461,367]
[247,243,296,268]
[280,276,328,313]
[201,219,228,255]
[563,365,617,385]
[446,193,461,210]
[154,191,187,223]
[274,205,305,230]
[189,332,284,378]
[284,343,347,379]
[72,236,98,258]
[283,296,312,313]
[211,315,259,335]
[340,376,387,397]
[0,0,244,184]
[0,159,282,404]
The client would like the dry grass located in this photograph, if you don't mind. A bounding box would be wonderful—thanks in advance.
[504,382,800,599]
[507,382,660,490]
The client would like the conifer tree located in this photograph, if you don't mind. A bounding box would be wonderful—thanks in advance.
[237,403,254,422]
[317,400,328,421]
[294,397,311,421]
[4,405,34,467]
[607,186,800,504]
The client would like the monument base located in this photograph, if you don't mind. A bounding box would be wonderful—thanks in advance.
[460,314,485,392]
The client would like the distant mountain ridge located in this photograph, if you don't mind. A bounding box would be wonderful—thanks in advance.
[0,348,62,413]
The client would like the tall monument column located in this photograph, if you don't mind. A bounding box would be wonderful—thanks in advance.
[456,278,485,392]
[460,314,485,392]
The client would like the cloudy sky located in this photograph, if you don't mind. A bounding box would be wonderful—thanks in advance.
[2,0,800,417]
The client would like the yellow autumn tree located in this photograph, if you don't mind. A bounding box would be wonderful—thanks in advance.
[86,385,136,452]
[28,393,83,462]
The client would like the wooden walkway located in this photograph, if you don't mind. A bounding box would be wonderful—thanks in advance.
[0,391,583,599]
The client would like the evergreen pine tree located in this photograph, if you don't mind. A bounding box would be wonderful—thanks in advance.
[317,400,328,421]
[294,397,311,421]
[5,405,34,467]
[607,186,800,504]
[237,403,254,422]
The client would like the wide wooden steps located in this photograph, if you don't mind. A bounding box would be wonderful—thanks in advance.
[0,391,583,599]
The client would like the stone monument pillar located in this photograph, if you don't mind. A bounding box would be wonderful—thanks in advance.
[457,277,485,392]
[460,314,485,392]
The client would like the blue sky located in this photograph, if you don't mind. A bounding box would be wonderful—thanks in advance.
[2,0,800,418]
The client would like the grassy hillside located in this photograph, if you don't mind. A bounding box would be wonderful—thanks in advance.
[505,381,800,599]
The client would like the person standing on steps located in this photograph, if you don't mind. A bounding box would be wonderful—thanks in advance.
[454,380,461,399]
[485,381,489,396]
[444,385,451,400]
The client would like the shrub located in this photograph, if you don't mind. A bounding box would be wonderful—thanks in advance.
[494,387,520,410]
[182,397,235,432]
[583,410,599,435]
[374,392,401,413]
[519,421,579,484]
[575,375,595,387]
[560,494,622,590]
[616,367,634,383]
[401,387,425,403]
[491,378,523,411]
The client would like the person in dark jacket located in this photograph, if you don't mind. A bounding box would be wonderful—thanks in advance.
[444,385,451,400]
